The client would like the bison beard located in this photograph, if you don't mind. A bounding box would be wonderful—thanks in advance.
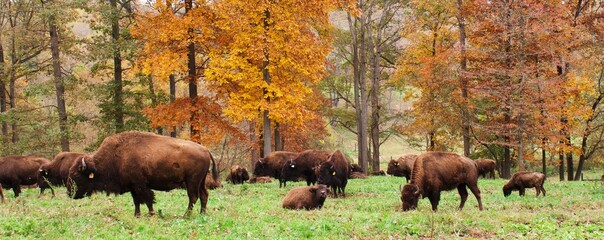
[400,151,483,211]
[67,131,218,217]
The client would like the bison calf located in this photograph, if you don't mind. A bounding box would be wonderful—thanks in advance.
[282,184,329,210]
[503,172,546,197]
[226,165,249,184]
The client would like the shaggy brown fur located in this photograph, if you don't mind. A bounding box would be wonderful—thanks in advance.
[349,172,367,179]
[316,150,351,198]
[475,158,497,179]
[282,184,329,210]
[249,176,273,183]
[67,131,218,217]
[0,155,53,198]
[205,174,222,190]
[253,151,299,187]
[387,154,417,182]
[281,150,331,187]
[370,170,386,176]
[401,152,483,211]
[39,152,89,189]
[350,164,363,173]
[226,165,249,184]
[503,172,546,197]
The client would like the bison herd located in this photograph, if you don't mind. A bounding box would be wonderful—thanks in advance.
[0,130,551,216]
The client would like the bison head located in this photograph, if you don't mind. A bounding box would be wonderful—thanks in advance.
[316,162,336,185]
[401,184,421,211]
[281,159,301,181]
[253,158,269,177]
[67,157,96,199]
[387,159,401,175]
[238,167,250,182]
[311,184,329,201]
[503,185,512,197]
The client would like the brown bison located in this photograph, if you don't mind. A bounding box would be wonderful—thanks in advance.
[226,165,250,184]
[281,150,330,187]
[349,172,367,179]
[371,170,386,176]
[0,185,4,203]
[401,151,483,211]
[475,158,496,178]
[253,151,299,187]
[249,176,273,183]
[503,171,546,197]
[282,184,329,210]
[0,155,54,198]
[350,163,363,173]
[387,154,417,182]
[38,152,89,189]
[67,131,218,217]
[205,174,222,190]
[316,150,351,198]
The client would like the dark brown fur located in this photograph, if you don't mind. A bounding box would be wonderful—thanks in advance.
[475,158,496,178]
[503,171,546,197]
[281,150,330,186]
[282,184,329,210]
[350,164,363,173]
[387,154,417,182]
[349,172,367,179]
[67,131,218,217]
[39,152,88,189]
[370,170,386,176]
[316,150,351,198]
[205,174,222,190]
[226,165,249,184]
[0,155,53,198]
[401,152,483,211]
[249,176,273,183]
[253,151,298,187]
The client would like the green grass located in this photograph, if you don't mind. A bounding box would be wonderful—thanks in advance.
[1,176,604,239]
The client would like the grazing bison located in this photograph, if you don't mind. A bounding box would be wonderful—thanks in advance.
[281,150,331,187]
[401,151,483,211]
[282,184,329,210]
[475,158,497,179]
[249,176,273,183]
[38,152,89,190]
[253,151,299,187]
[503,172,546,197]
[0,155,54,198]
[387,154,418,182]
[316,150,351,198]
[67,131,218,217]
[226,165,250,184]
[205,174,222,190]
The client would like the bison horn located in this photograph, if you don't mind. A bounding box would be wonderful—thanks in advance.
[81,157,87,171]
[414,187,420,195]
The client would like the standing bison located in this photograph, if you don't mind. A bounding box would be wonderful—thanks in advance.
[281,150,330,187]
[316,150,351,198]
[38,152,89,189]
[475,158,497,179]
[67,131,218,217]
[282,184,329,210]
[387,154,417,182]
[226,165,250,184]
[401,151,483,211]
[503,172,546,197]
[0,155,54,198]
[253,151,298,187]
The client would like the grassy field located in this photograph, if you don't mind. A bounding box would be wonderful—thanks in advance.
[1,173,603,239]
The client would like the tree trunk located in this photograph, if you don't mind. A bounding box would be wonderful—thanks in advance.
[185,0,198,141]
[0,40,7,143]
[274,122,282,151]
[517,114,525,171]
[559,150,565,181]
[49,15,70,151]
[110,0,124,133]
[249,121,259,169]
[147,76,162,135]
[368,8,380,174]
[542,148,547,177]
[169,74,176,138]
[566,141,573,181]
[262,8,272,156]
[9,26,17,143]
[457,0,471,157]
[503,145,510,179]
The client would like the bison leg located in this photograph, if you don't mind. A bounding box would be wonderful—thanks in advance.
[519,188,526,196]
[11,182,21,198]
[467,183,483,211]
[457,185,469,210]
[540,186,546,196]
[130,192,143,217]
[428,192,441,211]
[198,182,209,214]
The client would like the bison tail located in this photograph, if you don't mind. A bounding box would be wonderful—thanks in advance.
[209,153,219,181]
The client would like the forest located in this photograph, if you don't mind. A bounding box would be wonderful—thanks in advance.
[1,0,603,180]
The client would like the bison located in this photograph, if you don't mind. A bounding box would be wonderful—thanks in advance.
[0,155,54,198]
[401,151,483,211]
[281,150,330,187]
[253,151,299,187]
[226,165,250,184]
[0,185,4,203]
[249,176,273,183]
[66,131,218,217]
[503,171,546,197]
[349,172,367,179]
[316,150,351,198]
[350,163,363,173]
[475,158,497,179]
[387,154,417,182]
[38,152,89,189]
[205,174,222,190]
[282,184,329,210]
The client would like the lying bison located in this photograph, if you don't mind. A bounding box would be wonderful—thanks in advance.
[387,154,417,182]
[350,163,363,173]
[249,176,273,183]
[475,158,496,179]
[67,131,218,217]
[226,165,249,184]
[205,174,222,190]
[282,184,329,210]
[401,151,483,211]
[316,150,351,198]
[281,150,330,187]
[503,171,546,197]
[253,151,298,187]
[39,152,89,189]
[0,155,54,197]
[349,172,367,179]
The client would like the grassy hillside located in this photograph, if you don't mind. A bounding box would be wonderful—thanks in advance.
[1,175,603,239]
